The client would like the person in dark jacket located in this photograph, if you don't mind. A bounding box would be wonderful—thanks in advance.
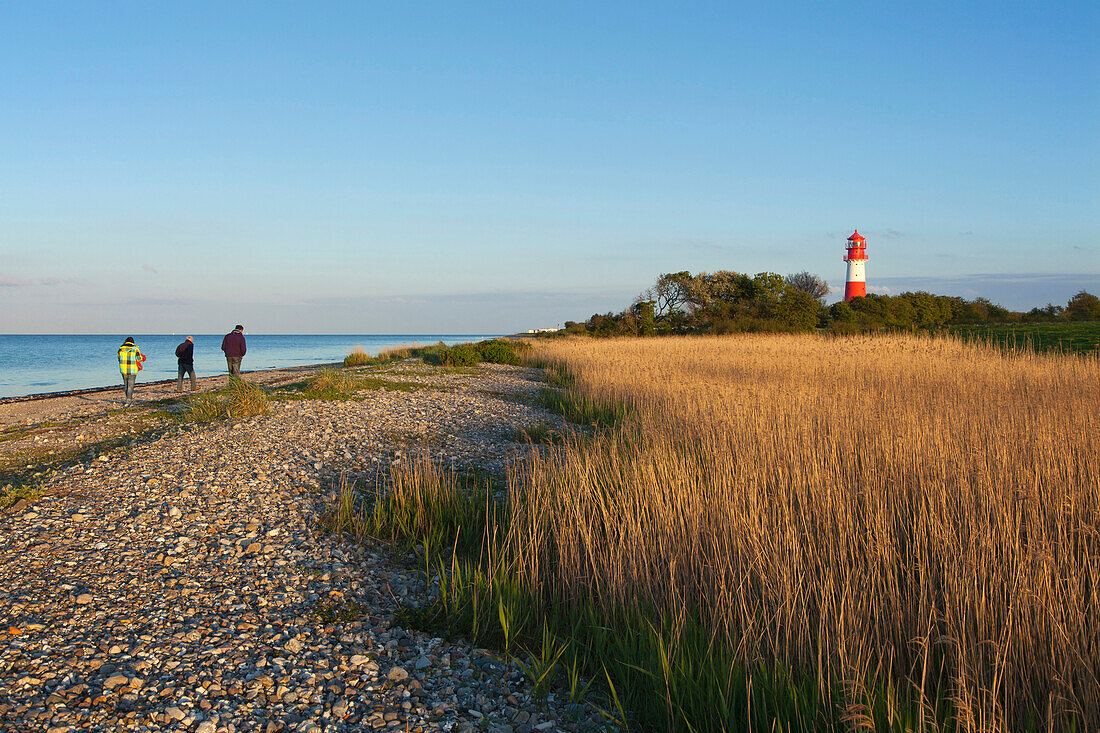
[175,336,197,391]
[221,325,247,377]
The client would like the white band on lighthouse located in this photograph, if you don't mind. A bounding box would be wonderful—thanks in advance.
[846,259,866,282]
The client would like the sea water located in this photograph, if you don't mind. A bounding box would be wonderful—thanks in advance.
[0,334,501,399]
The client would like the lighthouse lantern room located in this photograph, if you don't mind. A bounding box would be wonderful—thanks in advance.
[843,230,868,301]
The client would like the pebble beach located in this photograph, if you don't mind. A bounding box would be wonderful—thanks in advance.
[0,361,601,733]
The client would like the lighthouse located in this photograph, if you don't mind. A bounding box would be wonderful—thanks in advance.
[843,230,868,301]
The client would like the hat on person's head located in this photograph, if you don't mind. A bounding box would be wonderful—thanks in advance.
[123,337,134,345]
[186,336,193,342]
[235,325,244,331]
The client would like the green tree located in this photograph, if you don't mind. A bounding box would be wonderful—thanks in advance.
[784,271,829,303]
[777,288,823,331]
[644,272,694,317]
[1064,290,1100,321]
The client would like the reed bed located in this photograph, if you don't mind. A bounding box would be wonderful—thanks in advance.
[505,334,1099,730]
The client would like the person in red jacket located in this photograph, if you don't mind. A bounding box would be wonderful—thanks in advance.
[220,325,247,378]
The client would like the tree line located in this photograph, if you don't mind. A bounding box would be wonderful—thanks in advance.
[560,270,1100,336]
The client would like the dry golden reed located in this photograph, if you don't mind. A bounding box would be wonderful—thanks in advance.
[514,333,1099,730]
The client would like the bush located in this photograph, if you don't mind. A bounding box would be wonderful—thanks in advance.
[415,339,529,368]
[475,339,522,365]
[448,344,481,367]
[418,343,452,366]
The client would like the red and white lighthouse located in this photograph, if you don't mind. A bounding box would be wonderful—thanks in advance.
[843,230,868,301]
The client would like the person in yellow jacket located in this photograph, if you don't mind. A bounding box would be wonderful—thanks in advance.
[117,336,146,407]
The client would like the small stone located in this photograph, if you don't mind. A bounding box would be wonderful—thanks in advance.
[195,721,216,733]
[386,666,408,682]
[103,674,129,690]
[414,656,431,670]
[75,593,93,605]
[285,638,303,653]
[166,706,185,721]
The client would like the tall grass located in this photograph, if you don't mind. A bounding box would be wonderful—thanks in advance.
[503,334,1099,730]
[344,346,374,366]
[344,345,423,367]
[303,368,363,399]
[186,377,269,421]
[326,459,499,558]
[342,334,1098,729]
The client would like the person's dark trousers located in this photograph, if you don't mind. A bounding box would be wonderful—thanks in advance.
[122,374,137,406]
[226,357,242,377]
[177,365,197,391]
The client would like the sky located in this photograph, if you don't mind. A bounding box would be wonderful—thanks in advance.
[1,1,1097,334]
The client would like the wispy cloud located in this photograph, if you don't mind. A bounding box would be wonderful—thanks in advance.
[867,285,893,294]
[0,274,80,287]
[121,296,192,306]
[375,296,429,304]
[882,230,904,239]
[142,264,158,274]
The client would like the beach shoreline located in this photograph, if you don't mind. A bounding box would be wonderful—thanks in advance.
[0,358,598,731]
[0,362,344,429]
[0,361,342,406]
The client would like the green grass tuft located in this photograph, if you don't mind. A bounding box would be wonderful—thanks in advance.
[186,378,269,421]
[537,387,629,428]
[1,482,40,509]
[512,421,568,445]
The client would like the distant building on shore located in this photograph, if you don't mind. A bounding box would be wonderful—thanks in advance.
[524,327,563,334]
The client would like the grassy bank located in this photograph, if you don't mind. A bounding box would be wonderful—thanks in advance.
[946,321,1100,354]
[331,334,1100,730]
[344,339,529,368]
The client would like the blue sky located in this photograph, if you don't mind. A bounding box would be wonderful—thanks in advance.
[1,1,1096,333]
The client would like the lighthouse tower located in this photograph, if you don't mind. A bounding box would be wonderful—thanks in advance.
[843,230,868,301]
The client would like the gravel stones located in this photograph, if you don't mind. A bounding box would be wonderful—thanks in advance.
[0,361,601,732]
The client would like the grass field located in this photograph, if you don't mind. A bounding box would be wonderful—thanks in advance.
[947,321,1100,354]
[343,333,1099,731]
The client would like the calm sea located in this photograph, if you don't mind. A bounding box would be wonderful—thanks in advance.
[0,334,501,399]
